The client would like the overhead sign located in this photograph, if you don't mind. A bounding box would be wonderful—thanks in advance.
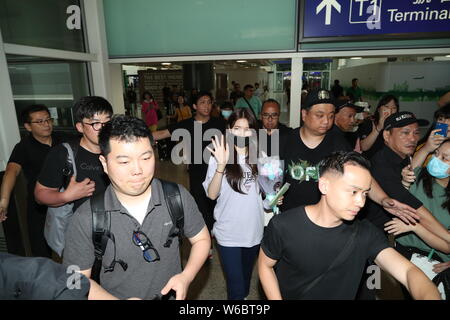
[301,0,450,40]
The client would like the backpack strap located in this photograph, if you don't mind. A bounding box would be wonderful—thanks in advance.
[90,192,110,285]
[61,139,80,189]
[160,180,184,248]
[243,97,258,119]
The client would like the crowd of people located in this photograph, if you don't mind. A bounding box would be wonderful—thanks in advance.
[0,83,449,301]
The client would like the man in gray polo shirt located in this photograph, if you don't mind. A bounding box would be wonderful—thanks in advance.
[63,115,210,300]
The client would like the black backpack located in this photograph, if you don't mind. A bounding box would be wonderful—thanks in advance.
[90,180,184,285]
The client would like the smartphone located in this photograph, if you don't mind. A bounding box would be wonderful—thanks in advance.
[434,122,448,137]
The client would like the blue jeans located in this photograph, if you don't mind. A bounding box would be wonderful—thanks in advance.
[216,244,260,300]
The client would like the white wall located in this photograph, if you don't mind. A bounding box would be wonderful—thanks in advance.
[337,58,387,70]
[109,63,125,114]
[332,61,450,124]
[0,31,21,171]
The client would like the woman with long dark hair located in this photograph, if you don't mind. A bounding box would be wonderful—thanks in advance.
[357,95,399,158]
[202,108,263,300]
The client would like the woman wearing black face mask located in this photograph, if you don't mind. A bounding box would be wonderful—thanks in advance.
[203,108,263,300]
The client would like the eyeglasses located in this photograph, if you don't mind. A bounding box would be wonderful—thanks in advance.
[30,118,53,125]
[132,230,160,263]
[262,113,279,119]
[82,121,110,131]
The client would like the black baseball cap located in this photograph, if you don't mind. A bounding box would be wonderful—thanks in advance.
[384,111,429,130]
[303,88,335,110]
[335,99,364,113]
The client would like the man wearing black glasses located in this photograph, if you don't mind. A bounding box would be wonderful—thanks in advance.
[35,96,113,215]
[1,105,62,258]
[63,115,210,300]
[258,99,292,157]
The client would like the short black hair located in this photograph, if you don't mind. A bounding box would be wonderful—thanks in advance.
[221,101,234,110]
[194,91,213,105]
[98,115,154,156]
[21,104,50,124]
[262,99,281,110]
[352,78,358,83]
[141,91,153,101]
[319,151,371,177]
[434,103,450,121]
[243,84,254,91]
[73,96,113,123]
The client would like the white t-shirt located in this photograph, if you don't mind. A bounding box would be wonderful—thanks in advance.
[122,191,152,225]
[203,155,264,247]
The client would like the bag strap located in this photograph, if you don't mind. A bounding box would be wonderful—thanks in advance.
[299,221,360,298]
[90,192,110,285]
[61,140,80,189]
[61,142,77,177]
[160,180,184,248]
[243,98,257,119]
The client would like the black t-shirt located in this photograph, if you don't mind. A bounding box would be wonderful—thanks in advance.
[168,117,226,184]
[261,206,389,300]
[330,124,358,150]
[280,128,352,211]
[37,142,109,211]
[357,120,384,159]
[360,145,423,230]
[8,134,63,195]
[331,84,344,99]
[259,123,292,157]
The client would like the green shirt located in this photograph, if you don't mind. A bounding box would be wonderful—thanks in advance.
[346,86,363,101]
[235,96,262,118]
[396,168,450,262]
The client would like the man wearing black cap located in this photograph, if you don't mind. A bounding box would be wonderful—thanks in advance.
[281,89,350,211]
[357,111,449,300]
[331,99,364,150]
[362,111,450,239]
[280,90,419,223]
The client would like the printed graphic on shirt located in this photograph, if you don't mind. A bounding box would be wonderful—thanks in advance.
[288,160,319,183]
[242,171,256,192]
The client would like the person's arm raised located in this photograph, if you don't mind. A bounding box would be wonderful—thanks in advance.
[360,120,383,152]
[206,135,229,200]
[411,129,445,169]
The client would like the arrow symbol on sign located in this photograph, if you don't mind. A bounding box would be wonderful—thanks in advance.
[316,0,342,25]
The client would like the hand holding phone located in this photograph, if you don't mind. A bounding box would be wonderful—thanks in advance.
[434,122,448,137]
